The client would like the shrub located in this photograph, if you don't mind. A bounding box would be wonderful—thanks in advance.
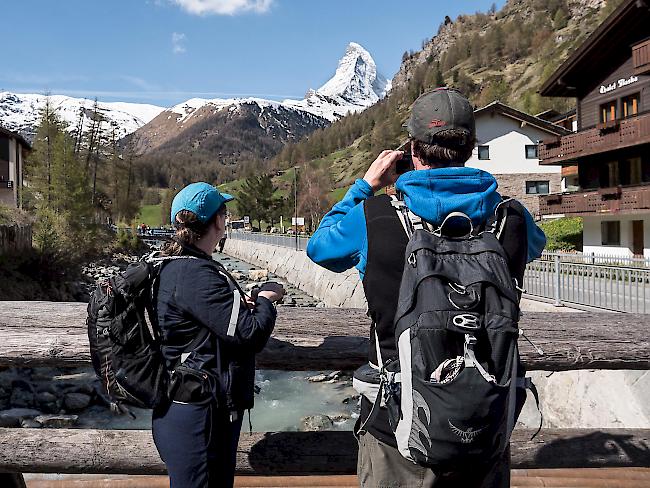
[539,217,583,251]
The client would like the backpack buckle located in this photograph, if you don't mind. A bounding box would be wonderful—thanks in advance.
[452,313,481,331]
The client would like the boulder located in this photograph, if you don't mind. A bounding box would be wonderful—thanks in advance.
[0,408,42,427]
[331,413,352,423]
[63,393,92,411]
[342,395,360,405]
[300,414,334,431]
[248,269,269,281]
[306,374,328,383]
[10,385,34,408]
[20,419,42,428]
[34,414,79,428]
[36,391,57,404]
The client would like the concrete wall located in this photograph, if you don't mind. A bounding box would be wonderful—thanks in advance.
[0,223,32,255]
[223,238,367,308]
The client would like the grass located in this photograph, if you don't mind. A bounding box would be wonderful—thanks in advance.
[136,204,162,228]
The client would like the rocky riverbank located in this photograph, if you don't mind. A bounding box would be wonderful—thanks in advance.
[0,251,356,432]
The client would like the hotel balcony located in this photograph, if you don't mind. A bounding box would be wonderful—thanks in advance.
[539,183,650,216]
[539,111,650,165]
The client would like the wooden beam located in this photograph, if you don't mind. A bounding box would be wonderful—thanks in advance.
[0,302,649,371]
[0,429,649,475]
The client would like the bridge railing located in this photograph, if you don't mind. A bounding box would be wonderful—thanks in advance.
[524,256,650,312]
[225,233,650,313]
[1,302,649,479]
[228,230,310,250]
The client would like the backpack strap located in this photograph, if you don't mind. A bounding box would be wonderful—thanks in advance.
[482,197,514,239]
[391,194,474,238]
[390,193,431,237]
[463,333,496,384]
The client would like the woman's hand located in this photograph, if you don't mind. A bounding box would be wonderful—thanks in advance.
[257,282,286,303]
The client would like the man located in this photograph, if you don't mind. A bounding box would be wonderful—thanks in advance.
[306,88,546,487]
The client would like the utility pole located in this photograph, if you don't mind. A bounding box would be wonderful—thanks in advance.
[294,166,298,251]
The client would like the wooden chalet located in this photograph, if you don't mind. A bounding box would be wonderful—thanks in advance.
[538,0,650,257]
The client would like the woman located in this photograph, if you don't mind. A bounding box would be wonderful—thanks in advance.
[153,182,284,488]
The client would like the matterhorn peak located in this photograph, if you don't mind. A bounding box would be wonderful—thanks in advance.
[316,42,391,105]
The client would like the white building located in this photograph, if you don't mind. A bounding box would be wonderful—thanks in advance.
[466,102,570,216]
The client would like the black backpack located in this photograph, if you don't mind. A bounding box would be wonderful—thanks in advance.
[377,199,537,471]
[87,253,209,414]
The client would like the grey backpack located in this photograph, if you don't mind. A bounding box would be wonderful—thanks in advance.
[380,200,538,470]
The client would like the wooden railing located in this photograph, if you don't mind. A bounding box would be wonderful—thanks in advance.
[539,184,650,216]
[539,112,650,165]
[1,302,650,480]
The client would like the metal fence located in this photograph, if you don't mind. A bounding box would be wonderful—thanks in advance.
[228,231,310,251]
[228,232,650,313]
[540,251,650,268]
[524,255,650,313]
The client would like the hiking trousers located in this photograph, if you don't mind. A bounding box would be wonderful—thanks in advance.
[357,431,510,488]
[153,401,243,488]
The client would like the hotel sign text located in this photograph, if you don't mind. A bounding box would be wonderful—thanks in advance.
[600,75,639,94]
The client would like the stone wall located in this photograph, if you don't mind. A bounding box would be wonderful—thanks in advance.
[494,172,561,217]
[223,239,367,308]
[0,224,32,255]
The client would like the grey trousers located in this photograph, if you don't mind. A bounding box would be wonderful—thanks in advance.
[357,432,510,488]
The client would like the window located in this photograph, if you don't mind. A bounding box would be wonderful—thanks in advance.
[601,221,621,246]
[600,100,617,123]
[525,144,538,159]
[525,180,550,195]
[622,94,640,118]
[478,145,490,160]
[0,136,9,162]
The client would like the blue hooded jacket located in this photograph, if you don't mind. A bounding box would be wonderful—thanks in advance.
[307,167,546,278]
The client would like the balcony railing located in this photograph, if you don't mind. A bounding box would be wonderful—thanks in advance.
[539,111,650,165]
[539,183,650,216]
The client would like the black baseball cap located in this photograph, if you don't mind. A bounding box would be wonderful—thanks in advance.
[405,88,475,144]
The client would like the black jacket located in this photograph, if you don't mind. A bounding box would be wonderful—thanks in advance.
[156,247,276,410]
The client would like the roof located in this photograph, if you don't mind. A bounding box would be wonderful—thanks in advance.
[0,125,32,150]
[540,0,650,97]
[473,101,572,136]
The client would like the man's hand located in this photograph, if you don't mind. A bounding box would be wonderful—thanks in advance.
[363,150,404,192]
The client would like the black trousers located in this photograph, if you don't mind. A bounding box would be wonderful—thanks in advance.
[153,401,243,488]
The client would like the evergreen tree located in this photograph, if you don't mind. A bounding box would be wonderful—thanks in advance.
[236,174,283,228]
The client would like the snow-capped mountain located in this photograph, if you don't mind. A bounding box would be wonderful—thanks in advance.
[0,41,389,163]
[284,42,392,121]
[132,42,389,158]
[0,92,165,142]
[132,95,328,157]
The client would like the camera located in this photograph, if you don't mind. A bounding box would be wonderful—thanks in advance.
[396,153,414,174]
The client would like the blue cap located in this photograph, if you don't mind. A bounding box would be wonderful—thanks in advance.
[171,182,234,225]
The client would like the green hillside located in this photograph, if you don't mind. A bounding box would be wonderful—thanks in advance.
[264,0,624,200]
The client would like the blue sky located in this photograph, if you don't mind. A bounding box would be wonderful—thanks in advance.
[3,0,505,107]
